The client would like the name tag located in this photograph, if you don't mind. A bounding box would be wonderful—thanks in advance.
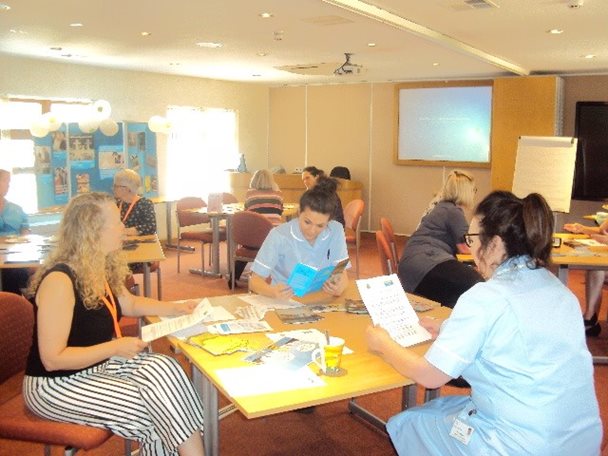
[449,418,474,445]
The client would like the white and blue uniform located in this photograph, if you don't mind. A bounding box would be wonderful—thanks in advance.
[251,218,349,285]
[388,256,602,456]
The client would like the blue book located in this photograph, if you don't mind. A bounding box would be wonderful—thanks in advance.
[287,258,349,297]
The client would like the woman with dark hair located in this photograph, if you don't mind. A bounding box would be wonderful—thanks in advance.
[301,166,345,226]
[367,191,601,455]
[249,184,350,299]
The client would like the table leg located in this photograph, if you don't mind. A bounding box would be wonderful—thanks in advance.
[143,262,151,298]
[558,265,569,285]
[193,367,219,456]
[347,398,387,433]
[593,356,608,365]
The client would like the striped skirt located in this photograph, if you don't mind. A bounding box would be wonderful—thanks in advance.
[24,352,204,456]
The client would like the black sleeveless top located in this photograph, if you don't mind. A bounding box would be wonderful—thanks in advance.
[25,263,123,377]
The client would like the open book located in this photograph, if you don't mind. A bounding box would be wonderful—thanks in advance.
[356,274,432,347]
[287,257,349,297]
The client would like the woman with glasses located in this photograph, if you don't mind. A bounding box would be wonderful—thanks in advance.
[367,190,601,455]
[113,168,156,236]
[398,169,483,308]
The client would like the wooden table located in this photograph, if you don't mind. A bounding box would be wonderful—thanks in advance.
[159,286,448,456]
[0,234,165,298]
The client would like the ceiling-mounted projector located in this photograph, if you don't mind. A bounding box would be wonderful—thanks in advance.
[334,53,362,75]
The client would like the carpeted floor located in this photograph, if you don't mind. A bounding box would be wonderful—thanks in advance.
[2,233,607,455]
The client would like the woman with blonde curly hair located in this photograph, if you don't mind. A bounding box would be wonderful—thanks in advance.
[24,192,204,456]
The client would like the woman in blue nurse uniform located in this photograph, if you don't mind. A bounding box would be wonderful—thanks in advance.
[367,190,602,455]
[249,179,350,300]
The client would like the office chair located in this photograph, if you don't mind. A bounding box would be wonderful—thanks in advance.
[380,217,399,273]
[344,199,365,278]
[229,211,274,289]
[0,292,131,456]
[375,230,394,275]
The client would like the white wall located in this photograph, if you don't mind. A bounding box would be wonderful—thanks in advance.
[1,54,270,240]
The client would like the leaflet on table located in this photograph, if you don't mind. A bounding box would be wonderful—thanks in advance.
[141,298,233,342]
[215,365,324,397]
[243,336,318,370]
[267,329,353,355]
[287,257,349,297]
[207,320,272,335]
[356,274,431,347]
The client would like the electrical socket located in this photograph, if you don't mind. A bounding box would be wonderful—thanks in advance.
[294,167,303,173]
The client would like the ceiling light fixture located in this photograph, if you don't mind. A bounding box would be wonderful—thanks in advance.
[367,42,376,47]
[432,62,440,66]
[69,22,83,27]
[259,12,273,18]
[257,52,268,57]
[196,41,223,48]
[583,54,596,59]
[0,3,11,11]
[141,31,151,36]
[547,29,563,34]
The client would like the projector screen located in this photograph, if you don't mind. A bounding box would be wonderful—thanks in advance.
[395,82,493,167]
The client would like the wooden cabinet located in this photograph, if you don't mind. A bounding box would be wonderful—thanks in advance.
[227,172,363,207]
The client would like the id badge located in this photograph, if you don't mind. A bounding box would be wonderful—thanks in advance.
[449,418,475,445]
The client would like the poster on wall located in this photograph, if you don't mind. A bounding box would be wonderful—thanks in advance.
[33,121,157,209]
[126,122,158,198]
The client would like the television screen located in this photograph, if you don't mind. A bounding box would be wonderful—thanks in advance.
[572,102,608,200]
[396,84,492,165]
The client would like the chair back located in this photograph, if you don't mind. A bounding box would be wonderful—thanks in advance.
[0,292,34,384]
[375,231,394,275]
[176,197,209,228]
[380,217,399,271]
[329,166,351,180]
[232,211,274,249]
[221,192,239,204]
[344,199,364,234]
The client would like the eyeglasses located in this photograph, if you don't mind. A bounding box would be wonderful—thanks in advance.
[113,184,127,189]
[464,233,480,247]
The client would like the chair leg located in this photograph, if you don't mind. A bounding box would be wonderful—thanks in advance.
[124,438,132,455]
[355,241,360,279]
[231,255,236,290]
[177,236,181,273]
[200,242,205,275]
[63,446,77,456]
[156,267,162,300]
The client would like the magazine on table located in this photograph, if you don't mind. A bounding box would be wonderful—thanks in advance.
[287,257,349,297]
[356,274,432,347]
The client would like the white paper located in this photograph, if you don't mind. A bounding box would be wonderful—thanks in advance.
[141,299,218,342]
[207,320,272,335]
[238,294,303,310]
[356,274,432,347]
[215,365,325,397]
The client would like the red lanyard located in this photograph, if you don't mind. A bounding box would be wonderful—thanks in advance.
[100,280,122,338]
[120,196,140,223]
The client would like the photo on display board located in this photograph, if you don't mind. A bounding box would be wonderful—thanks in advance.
[34,146,51,174]
[52,131,67,151]
[76,172,90,194]
[54,167,67,196]
[128,132,138,147]
[69,135,95,161]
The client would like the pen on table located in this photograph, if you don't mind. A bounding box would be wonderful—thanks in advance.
[327,249,330,259]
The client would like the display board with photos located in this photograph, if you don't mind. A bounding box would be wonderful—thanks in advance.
[33,122,158,209]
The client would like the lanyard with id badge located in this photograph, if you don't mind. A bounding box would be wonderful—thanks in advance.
[449,407,476,445]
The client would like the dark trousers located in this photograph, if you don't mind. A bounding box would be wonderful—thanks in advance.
[413,260,483,309]
[1,268,31,295]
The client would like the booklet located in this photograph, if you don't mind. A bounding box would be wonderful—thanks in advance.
[356,274,432,348]
[287,257,349,297]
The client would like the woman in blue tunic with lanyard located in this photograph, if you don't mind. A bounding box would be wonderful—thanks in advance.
[367,190,602,455]
[249,180,350,299]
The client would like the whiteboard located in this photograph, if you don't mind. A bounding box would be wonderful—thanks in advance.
[512,136,577,213]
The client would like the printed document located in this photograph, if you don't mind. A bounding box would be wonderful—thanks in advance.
[356,274,431,347]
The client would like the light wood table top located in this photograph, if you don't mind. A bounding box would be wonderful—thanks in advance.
[166,286,448,419]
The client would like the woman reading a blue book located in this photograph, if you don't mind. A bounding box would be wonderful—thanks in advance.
[249,179,350,299]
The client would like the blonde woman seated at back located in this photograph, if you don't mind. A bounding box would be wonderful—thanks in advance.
[398,169,483,308]
[244,169,284,224]
[229,169,284,288]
